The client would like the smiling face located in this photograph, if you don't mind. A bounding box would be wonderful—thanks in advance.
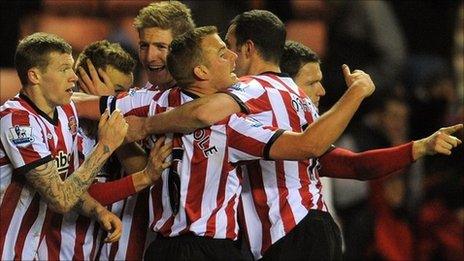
[293,62,325,107]
[201,33,238,92]
[138,27,174,89]
[38,51,78,108]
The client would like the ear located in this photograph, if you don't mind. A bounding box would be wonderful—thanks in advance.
[27,68,41,85]
[193,64,209,81]
[243,40,255,58]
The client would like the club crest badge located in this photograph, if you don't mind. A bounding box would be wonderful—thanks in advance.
[68,116,77,135]
[9,125,34,147]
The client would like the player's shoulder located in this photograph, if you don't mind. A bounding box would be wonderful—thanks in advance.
[0,100,34,121]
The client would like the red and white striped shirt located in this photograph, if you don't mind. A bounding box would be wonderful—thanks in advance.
[36,129,106,260]
[0,94,80,260]
[98,82,157,260]
[230,72,326,259]
[98,172,153,261]
[105,87,283,241]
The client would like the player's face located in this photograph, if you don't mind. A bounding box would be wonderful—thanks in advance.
[294,62,325,107]
[201,33,238,92]
[138,27,174,89]
[38,51,78,108]
[225,25,249,77]
[104,65,133,93]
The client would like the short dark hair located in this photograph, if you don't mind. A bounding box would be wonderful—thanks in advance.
[134,0,195,38]
[15,32,72,86]
[75,40,135,75]
[230,10,286,64]
[281,41,321,78]
[167,26,217,89]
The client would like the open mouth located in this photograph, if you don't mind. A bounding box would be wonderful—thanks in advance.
[65,87,74,94]
[148,65,165,72]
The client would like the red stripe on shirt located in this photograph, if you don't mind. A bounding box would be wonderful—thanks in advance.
[74,215,92,260]
[124,105,150,117]
[15,193,41,259]
[126,189,150,260]
[275,161,296,234]
[185,132,209,223]
[246,162,272,256]
[43,211,63,260]
[0,176,25,255]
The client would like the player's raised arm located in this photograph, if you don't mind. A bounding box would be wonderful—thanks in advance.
[269,65,375,159]
[25,110,127,213]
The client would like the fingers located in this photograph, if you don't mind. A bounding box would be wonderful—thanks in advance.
[160,142,173,160]
[98,109,110,129]
[428,130,462,156]
[77,78,89,94]
[86,59,100,83]
[77,67,93,92]
[152,136,166,154]
[440,124,464,135]
[109,109,123,121]
[98,68,114,89]
[342,64,350,78]
[105,218,122,243]
[100,216,112,232]
[150,137,172,165]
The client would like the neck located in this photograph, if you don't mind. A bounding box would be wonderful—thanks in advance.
[185,85,217,97]
[156,79,177,91]
[247,57,280,76]
[21,85,55,117]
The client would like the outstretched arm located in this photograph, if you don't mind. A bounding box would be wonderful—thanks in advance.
[319,124,463,180]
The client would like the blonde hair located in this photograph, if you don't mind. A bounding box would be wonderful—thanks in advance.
[134,1,195,38]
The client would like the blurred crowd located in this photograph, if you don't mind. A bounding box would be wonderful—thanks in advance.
[1,0,463,259]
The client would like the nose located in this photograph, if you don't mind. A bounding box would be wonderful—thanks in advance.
[70,70,79,82]
[146,45,163,62]
[228,49,238,62]
[318,83,326,97]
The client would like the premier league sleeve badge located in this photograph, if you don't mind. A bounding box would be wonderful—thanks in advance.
[9,125,35,147]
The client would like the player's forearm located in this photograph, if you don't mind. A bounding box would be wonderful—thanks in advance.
[88,175,137,206]
[72,92,102,120]
[51,142,113,212]
[73,192,107,219]
[319,143,414,180]
[143,93,240,135]
[115,142,147,173]
[269,88,366,160]
[302,87,366,156]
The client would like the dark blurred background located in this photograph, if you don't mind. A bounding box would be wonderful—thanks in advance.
[0,1,463,259]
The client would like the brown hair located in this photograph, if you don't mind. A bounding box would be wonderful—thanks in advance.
[281,41,321,79]
[166,26,217,88]
[75,40,135,75]
[15,32,72,86]
[134,1,195,38]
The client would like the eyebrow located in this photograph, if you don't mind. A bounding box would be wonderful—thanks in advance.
[59,63,73,69]
[139,41,168,46]
[218,46,226,53]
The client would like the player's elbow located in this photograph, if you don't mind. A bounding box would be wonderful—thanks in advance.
[192,105,217,127]
[48,202,73,214]
[301,144,326,158]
